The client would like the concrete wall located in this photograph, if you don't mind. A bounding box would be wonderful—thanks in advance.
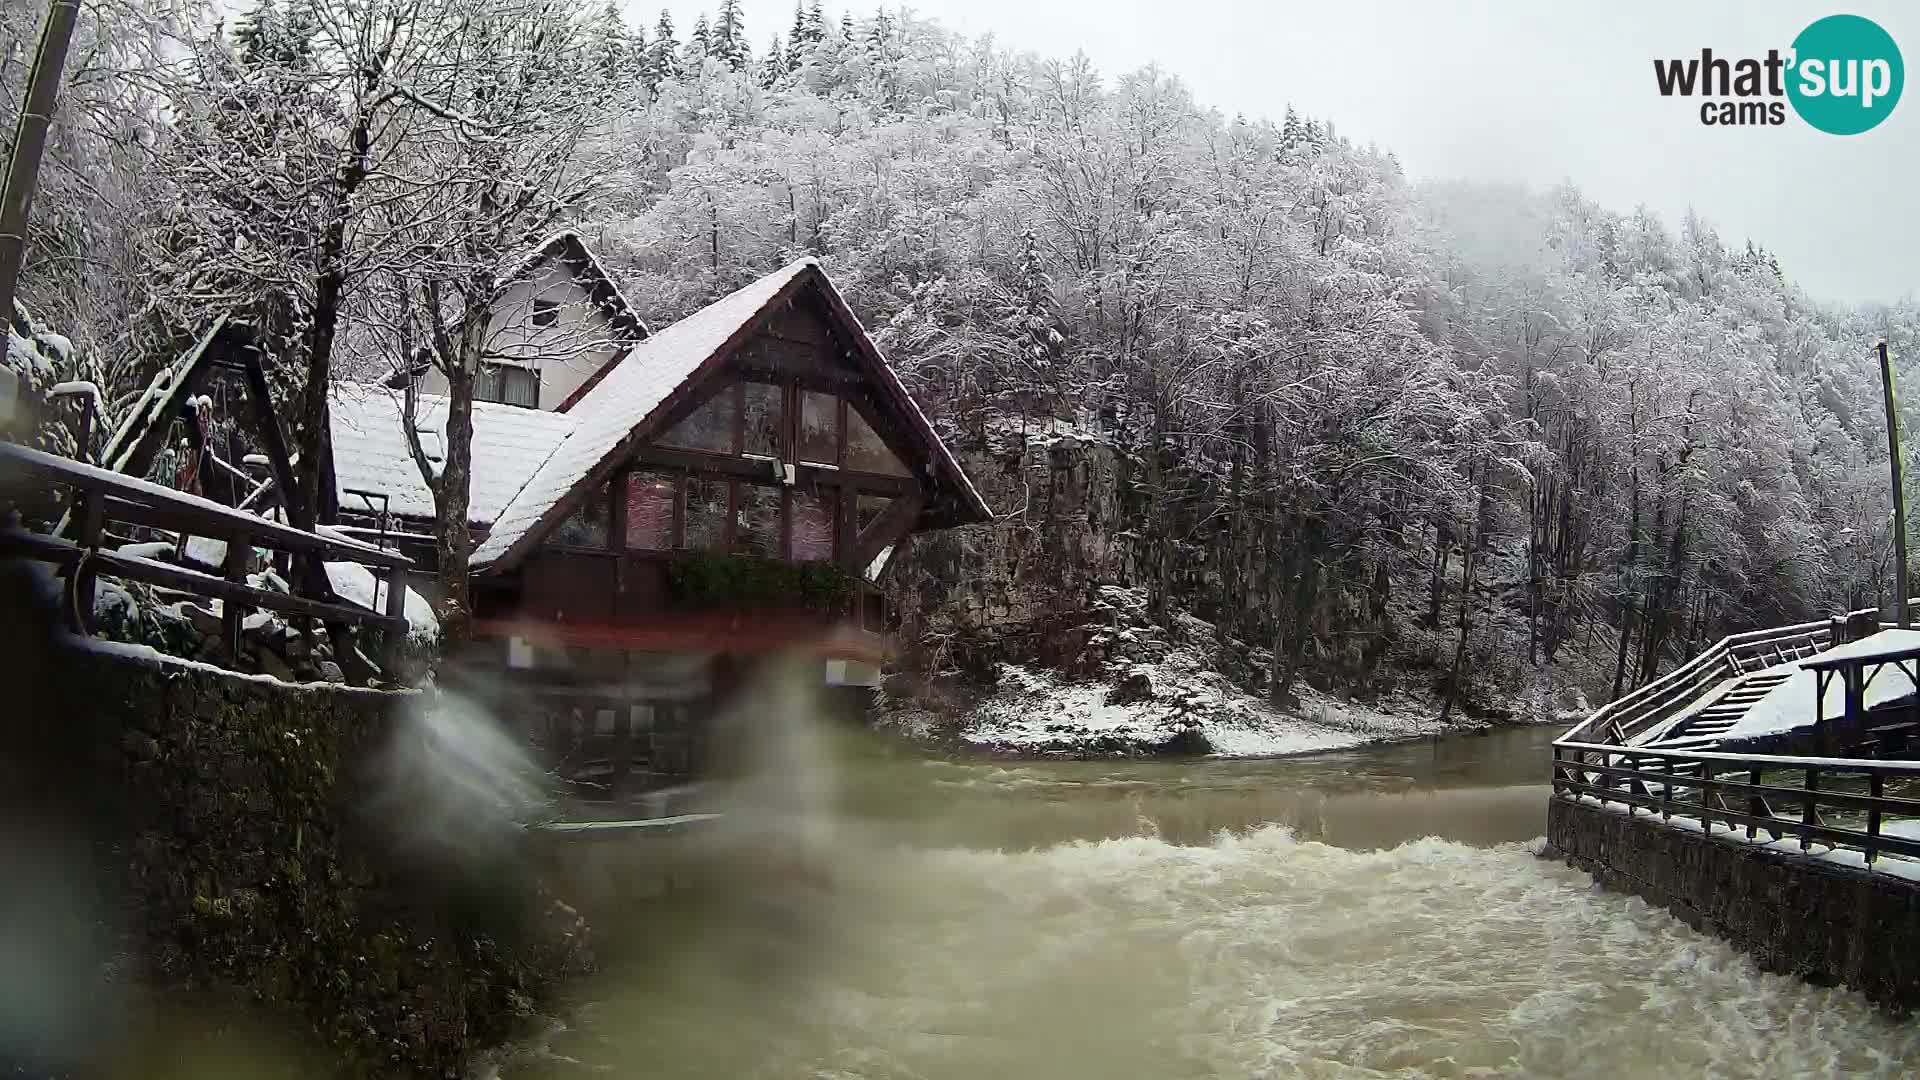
[1548,797,1920,1008]
[30,641,591,1076]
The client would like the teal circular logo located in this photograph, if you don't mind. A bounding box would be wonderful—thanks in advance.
[1788,15,1903,135]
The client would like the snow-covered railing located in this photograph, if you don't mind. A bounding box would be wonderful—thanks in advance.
[1552,740,1920,869]
[0,441,415,678]
[1558,612,1880,748]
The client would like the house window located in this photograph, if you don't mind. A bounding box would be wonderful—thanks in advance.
[846,407,909,476]
[791,491,835,561]
[683,475,727,549]
[476,361,539,408]
[856,493,893,536]
[734,482,782,557]
[624,470,676,550]
[553,480,611,548]
[532,298,560,328]
[799,391,838,465]
[743,382,783,458]
[660,389,735,454]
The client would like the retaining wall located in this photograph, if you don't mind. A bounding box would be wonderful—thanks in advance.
[1547,796,1920,1008]
[2,592,590,1077]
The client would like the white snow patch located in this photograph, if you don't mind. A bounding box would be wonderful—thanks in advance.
[59,634,407,695]
[958,650,1462,758]
[324,561,440,644]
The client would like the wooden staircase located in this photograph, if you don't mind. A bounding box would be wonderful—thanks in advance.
[1644,669,1797,749]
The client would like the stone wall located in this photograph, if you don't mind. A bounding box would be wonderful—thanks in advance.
[1547,797,1920,1008]
[6,615,589,1076]
[890,432,1136,675]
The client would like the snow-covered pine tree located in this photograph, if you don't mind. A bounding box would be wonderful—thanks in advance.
[591,0,635,86]
[788,1,808,54]
[649,10,680,82]
[761,35,786,86]
[711,0,748,70]
[687,13,710,66]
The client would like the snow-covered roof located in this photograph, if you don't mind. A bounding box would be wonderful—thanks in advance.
[472,259,819,565]
[328,383,578,524]
[1719,629,1920,742]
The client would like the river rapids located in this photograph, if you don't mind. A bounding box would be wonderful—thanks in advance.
[489,724,1920,1080]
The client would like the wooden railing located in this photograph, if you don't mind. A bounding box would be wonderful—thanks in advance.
[1560,611,1883,747]
[1552,740,1920,867]
[0,442,414,676]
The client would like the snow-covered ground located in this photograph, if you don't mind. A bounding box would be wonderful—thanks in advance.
[909,649,1508,759]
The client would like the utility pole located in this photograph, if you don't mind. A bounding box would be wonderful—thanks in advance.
[0,0,82,329]
[1879,340,1909,628]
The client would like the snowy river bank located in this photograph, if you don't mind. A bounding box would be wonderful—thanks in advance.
[486,724,1920,1079]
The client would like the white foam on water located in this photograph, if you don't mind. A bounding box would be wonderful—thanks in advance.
[516,823,1920,1079]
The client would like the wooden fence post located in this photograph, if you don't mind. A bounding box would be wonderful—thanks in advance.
[222,533,250,659]
[1867,773,1885,865]
[1801,768,1821,851]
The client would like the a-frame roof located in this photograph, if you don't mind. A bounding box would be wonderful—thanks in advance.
[470,258,991,573]
[504,229,651,342]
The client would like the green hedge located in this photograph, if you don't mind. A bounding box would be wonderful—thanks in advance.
[665,551,855,613]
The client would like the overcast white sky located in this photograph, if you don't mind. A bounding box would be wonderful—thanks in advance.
[649,0,1917,307]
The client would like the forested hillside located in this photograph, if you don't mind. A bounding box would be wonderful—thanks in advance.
[7,0,1917,713]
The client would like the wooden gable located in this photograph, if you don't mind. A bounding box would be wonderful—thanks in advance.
[472,260,990,578]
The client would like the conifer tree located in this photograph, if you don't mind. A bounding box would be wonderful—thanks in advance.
[591,0,634,84]
[840,11,854,40]
[687,12,710,65]
[805,0,826,43]
[789,1,808,53]
[761,35,785,86]
[711,0,748,70]
[649,10,681,82]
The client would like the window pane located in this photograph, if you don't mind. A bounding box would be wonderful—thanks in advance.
[475,363,501,404]
[791,491,834,561]
[504,365,540,407]
[735,483,781,557]
[846,407,909,476]
[660,388,735,453]
[683,474,727,549]
[624,470,676,550]
[856,493,893,536]
[743,382,783,458]
[799,391,838,465]
[553,481,611,547]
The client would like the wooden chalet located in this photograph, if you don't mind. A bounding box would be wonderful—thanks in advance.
[327,246,991,791]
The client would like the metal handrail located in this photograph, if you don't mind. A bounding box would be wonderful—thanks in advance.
[1552,739,1920,867]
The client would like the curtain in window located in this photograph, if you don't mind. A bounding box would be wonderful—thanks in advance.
[791,491,834,560]
[799,391,838,464]
[625,471,676,550]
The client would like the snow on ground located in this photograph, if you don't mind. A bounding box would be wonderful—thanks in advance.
[954,650,1470,759]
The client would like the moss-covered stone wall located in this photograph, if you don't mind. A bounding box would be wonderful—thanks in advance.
[64,643,590,1076]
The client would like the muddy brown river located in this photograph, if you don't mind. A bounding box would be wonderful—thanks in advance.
[484,723,1920,1079]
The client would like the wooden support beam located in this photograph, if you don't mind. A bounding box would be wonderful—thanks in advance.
[628,445,918,496]
[850,492,923,572]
